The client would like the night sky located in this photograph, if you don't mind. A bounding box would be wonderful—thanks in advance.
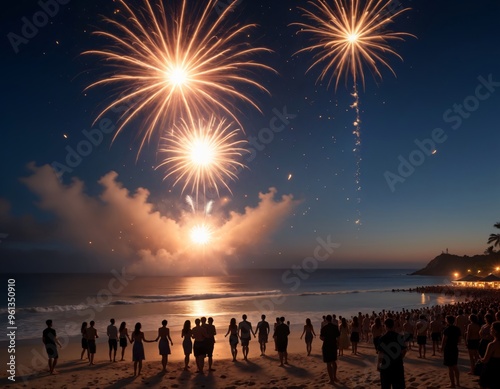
[1,0,500,273]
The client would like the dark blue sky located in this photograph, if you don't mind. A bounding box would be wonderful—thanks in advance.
[1,0,500,272]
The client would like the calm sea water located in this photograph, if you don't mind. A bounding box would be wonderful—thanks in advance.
[1,269,457,341]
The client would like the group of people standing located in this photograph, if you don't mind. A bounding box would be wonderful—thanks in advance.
[79,318,174,376]
[41,299,500,388]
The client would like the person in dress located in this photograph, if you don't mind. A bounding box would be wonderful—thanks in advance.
[338,317,350,356]
[256,314,270,356]
[320,314,340,384]
[300,318,316,356]
[155,320,173,372]
[224,318,239,362]
[479,321,500,389]
[131,322,154,376]
[118,322,131,361]
[441,315,461,388]
[350,316,360,355]
[80,322,88,360]
[181,320,193,371]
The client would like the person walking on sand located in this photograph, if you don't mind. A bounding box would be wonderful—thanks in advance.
[192,318,208,373]
[441,315,461,388]
[155,320,173,372]
[107,318,118,362]
[238,314,255,361]
[205,317,217,371]
[86,320,99,366]
[42,319,62,375]
[300,318,316,356]
[275,317,290,366]
[181,320,193,370]
[119,321,131,361]
[80,322,89,360]
[225,318,239,361]
[320,315,340,384]
[377,318,406,389]
[131,322,154,376]
[256,314,270,356]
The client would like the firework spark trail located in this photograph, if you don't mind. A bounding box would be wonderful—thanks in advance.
[351,85,362,226]
[293,0,414,225]
[157,117,248,201]
[84,0,275,154]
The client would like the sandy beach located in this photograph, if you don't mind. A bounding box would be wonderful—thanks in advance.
[1,325,483,389]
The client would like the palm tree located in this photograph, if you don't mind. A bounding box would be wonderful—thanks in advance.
[487,222,500,249]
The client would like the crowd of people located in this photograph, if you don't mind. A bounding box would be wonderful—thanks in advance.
[41,289,500,388]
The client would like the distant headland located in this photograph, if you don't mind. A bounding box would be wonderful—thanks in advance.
[411,252,500,276]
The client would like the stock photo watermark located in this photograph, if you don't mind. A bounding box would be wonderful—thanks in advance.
[203,105,298,201]
[7,0,71,54]
[253,235,339,314]
[384,74,500,192]
[12,268,134,382]
[214,0,243,16]
[50,93,140,181]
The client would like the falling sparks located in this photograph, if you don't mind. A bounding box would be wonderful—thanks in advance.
[294,0,414,226]
[84,0,274,154]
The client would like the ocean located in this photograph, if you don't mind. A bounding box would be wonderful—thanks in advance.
[1,269,458,342]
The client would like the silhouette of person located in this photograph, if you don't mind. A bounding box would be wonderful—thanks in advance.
[107,318,118,362]
[238,314,255,361]
[85,320,99,366]
[155,319,173,372]
[256,314,270,356]
[42,319,62,375]
[274,317,290,366]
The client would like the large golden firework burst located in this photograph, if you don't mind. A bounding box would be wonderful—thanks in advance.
[293,0,414,89]
[84,0,274,153]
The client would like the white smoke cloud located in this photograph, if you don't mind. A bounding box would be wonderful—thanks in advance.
[16,163,298,275]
